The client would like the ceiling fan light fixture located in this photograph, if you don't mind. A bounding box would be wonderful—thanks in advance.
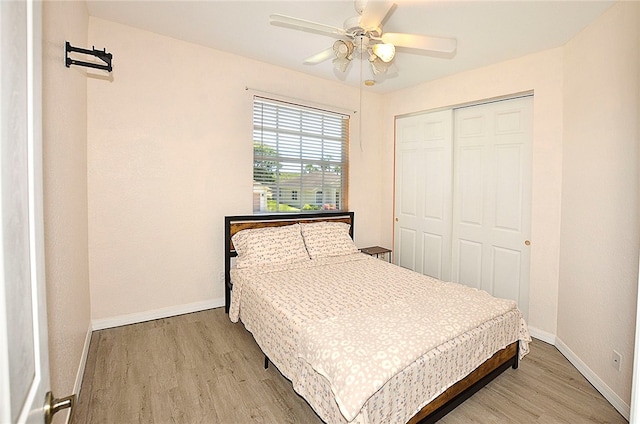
[372,43,395,63]
[333,57,351,73]
[369,56,389,75]
[333,40,354,59]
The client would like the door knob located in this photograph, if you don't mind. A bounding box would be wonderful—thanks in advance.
[395,218,399,222]
[524,240,531,246]
[44,391,75,424]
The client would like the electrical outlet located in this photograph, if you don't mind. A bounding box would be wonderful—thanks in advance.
[219,271,225,283]
[611,350,622,371]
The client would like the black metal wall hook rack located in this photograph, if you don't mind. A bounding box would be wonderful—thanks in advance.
[65,41,112,72]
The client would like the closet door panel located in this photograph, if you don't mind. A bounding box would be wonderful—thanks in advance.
[494,144,524,232]
[423,148,447,221]
[397,227,417,270]
[395,110,453,278]
[422,233,443,280]
[458,146,484,226]
[457,239,483,289]
[452,97,532,318]
[398,148,420,217]
[491,246,522,301]
[420,147,448,279]
[395,147,421,271]
[458,113,485,137]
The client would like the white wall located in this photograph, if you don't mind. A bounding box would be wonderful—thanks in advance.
[42,0,91,420]
[558,0,640,410]
[381,48,565,337]
[86,18,384,321]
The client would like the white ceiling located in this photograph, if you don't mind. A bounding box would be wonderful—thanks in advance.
[86,0,614,94]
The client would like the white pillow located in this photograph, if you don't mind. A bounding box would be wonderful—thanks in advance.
[300,221,358,259]
[232,223,310,268]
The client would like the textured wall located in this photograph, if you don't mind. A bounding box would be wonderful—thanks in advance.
[41,0,91,420]
[86,17,384,320]
[559,1,640,407]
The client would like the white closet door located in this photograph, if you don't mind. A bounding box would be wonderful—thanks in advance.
[451,97,532,317]
[394,110,453,279]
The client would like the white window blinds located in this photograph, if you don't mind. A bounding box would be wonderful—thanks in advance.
[253,96,349,213]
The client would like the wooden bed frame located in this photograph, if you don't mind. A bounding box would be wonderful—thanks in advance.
[224,211,354,314]
[224,211,518,424]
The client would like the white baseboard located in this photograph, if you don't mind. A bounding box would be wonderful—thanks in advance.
[60,323,92,424]
[527,326,557,345]
[555,337,630,420]
[91,298,225,331]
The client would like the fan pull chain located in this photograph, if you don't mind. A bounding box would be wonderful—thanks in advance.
[359,36,364,152]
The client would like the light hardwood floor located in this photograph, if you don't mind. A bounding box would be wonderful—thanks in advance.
[72,308,627,424]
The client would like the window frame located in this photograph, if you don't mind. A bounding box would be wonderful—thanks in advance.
[252,96,350,214]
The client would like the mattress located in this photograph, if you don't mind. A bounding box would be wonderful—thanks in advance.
[229,253,530,424]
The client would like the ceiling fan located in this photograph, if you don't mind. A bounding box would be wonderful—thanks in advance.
[269,0,457,81]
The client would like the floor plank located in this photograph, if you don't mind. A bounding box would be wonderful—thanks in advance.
[72,308,627,423]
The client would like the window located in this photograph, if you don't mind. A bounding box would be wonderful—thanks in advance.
[253,96,349,213]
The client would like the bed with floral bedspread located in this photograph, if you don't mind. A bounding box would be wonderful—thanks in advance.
[224,212,530,424]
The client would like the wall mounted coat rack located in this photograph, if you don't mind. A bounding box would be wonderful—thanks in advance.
[65,41,113,72]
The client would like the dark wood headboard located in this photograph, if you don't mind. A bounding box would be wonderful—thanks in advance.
[224,211,354,313]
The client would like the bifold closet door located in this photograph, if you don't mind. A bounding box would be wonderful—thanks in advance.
[451,97,532,317]
[394,109,453,280]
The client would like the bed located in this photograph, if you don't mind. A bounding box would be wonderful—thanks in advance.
[224,211,531,424]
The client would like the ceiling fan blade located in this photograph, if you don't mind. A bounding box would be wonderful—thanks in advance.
[303,47,335,65]
[270,14,346,37]
[359,1,395,31]
[381,32,457,53]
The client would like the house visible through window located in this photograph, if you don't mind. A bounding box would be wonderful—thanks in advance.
[253,96,349,213]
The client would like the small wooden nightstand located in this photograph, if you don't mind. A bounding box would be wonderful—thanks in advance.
[360,246,392,262]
